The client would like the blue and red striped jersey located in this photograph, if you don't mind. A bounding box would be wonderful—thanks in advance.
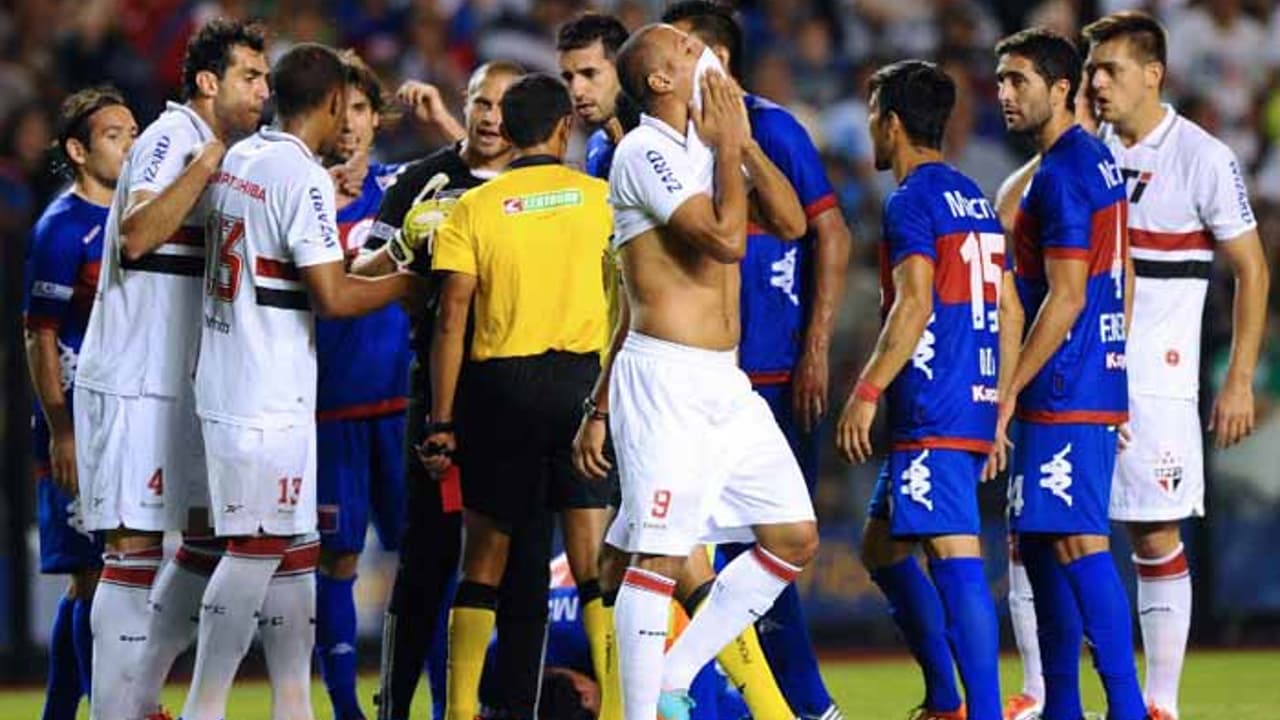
[738,94,838,382]
[1013,125,1129,425]
[23,191,108,463]
[879,163,1005,453]
[315,162,413,420]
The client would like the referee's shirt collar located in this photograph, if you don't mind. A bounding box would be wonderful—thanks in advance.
[508,154,561,169]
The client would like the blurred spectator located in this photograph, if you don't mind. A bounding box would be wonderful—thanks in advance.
[57,0,157,117]
[940,56,1018,198]
[473,0,583,74]
[0,102,57,221]
[788,15,848,108]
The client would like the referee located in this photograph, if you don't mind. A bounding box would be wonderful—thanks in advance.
[422,73,615,720]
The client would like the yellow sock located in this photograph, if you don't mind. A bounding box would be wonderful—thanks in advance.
[715,622,795,720]
[445,605,496,720]
[588,599,623,720]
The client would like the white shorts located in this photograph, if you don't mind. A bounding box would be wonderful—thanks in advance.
[202,419,317,537]
[73,386,207,532]
[1110,394,1205,522]
[604,333,815,557]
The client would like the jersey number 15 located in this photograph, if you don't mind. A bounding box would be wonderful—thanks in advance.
[959,231,1004,331]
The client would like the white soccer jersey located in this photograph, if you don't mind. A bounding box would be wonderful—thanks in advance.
[1099,106,1257,399]
[77,102,213,398]
[608,113,714,247]
[194,129,343,428]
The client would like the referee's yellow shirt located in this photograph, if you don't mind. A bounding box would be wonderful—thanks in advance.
[432,155,612,362]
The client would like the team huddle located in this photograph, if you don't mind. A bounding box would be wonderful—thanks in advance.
[21,4,1268,720]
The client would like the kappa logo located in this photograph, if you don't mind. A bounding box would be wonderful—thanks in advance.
[912,314,936,380]
[770,247,799,306]
[900,450,934,511]
[1039,443,1074,506]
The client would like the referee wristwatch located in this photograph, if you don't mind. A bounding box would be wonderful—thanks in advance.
[582,397,608,422]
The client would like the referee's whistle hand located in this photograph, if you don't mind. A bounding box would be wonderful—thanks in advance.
[572,417,612,480]
[418,431,456,475]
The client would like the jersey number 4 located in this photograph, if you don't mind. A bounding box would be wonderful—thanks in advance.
[959,232,1004,331]
[207,212,246,302]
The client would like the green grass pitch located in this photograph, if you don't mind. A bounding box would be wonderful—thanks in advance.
[2,652,1276,718]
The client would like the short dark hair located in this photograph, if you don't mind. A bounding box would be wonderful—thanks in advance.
[182,18,267,100]
[556,13,629,57]
[867,60,955,150]
[272,43,348,119]
[500,73,573,148]
[661,1,744,79]
[1082,11,1168,68]
[538,671,594,720]
[339,49,387,115]
[995,27,1082,108]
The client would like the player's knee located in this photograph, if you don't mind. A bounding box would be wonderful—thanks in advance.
[597,543,627,593]
[766,522,819,569]
[67,569,100,600]
[1052,533,1109,563]
[105,528,163,554]
[319,549,359,579]
[632,553,684,581]
[1126,521,1182,559]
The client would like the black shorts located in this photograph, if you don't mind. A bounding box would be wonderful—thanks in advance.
[457,351,619,530]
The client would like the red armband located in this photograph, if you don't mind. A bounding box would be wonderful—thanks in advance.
[854,378,882,404]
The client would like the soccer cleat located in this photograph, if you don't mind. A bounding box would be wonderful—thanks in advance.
[1147,705,1176,720]
[1003,693,1043,720]
[909,706,967,720]
[657,689,696,720]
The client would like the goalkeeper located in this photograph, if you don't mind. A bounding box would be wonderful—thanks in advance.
[354,61,554,720]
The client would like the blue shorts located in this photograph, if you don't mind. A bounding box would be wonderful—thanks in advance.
[1009,422,1117,536]
[754,382,821,493]
[36,475,104,574]
[867,448,985,538]
[317,413,408,553]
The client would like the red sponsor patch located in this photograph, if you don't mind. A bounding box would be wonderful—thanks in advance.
[502,197,524,214]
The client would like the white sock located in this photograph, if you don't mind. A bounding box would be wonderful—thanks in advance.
[259,537,318,720]
[181,541,284,720]
[90,545,162,720]
[615,567,675,720]
[1135,543,1191,717]
[132,541,221,716]
[661,546,798,692]
[1008,555,1044,701]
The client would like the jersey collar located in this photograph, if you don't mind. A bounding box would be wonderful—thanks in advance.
[168,101,215,142]
[257,127,318,162]
[639,113,696,150]
[508,154,560,169]
[1135,104,1177,149]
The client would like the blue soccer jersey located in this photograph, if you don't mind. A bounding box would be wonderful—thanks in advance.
[23,191,108,572]
[584,128,616,181]
[739,94,837,382]
[1012,125,1129,425]
[315,162,412,420]
[879,163,1006,453]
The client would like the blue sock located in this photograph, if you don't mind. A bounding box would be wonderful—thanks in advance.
[1018,536,1084,720]
[72,596,93,698]
[42,594,81,720]
[428,573,455,720]
[317,573,362,719]
[687,661,720,719]
[870,557,962,713]
[929,557,1001,720]
[720,542,833,717]
[1064,552,1147,720]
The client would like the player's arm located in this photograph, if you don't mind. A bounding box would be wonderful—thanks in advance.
[996,156,1038,234]
[299,261,418,319]
[398,81,466,143]
[1210,228,1270,447]
[743,139,805,240]
[1008,256,1087,399]
[987,271,1024,480]
[573,291,630,480]
[120,139,225,260]
[423,271,476,473]
[24,329,76,493]
[669,72,749,263]
[836,255,934,464]
[793,206,852,432]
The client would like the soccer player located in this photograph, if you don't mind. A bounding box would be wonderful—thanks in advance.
[995,28,1147,720]
[72,19,269,720]
[576,24,819,720]
[419,73,616,720]
[310,50,410,720]
[557,13,633,181]
[662,4,853,718]
[180,43,416,720]
[24,86,136,720]
[836,60,1006,720]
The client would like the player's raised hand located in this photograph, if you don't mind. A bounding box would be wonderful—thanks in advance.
[692,70,747,150]
[572,415,612,480]
[836,393,877,464]
[329,148,369,198]
[397,81,446,121]
[49,428,77,496]
[1209,378,1255,449]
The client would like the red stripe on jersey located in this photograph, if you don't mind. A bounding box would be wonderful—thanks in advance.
[78,260,101,297]
[101,564,158,588]
[167,226,205,247]
[879,250,936,314]
[751,546,800,583]
[1016,409,1128,425]
[275,541,320,575]
[255,256,300,281]
[746,222,765,235]
[316,397,409,422]
[1087,201,1128,276]
[1043,247,1089,261]
[804,194,838,220]
[747,370,792,386]
[23,313,60,331]
[622,567,675,597]
[934,232,1003,305]
[1013,208,1041,279]
[892,437,994,454]
[31,462,50,480]
[1135,551,1189,580]
[1130,228,1212,252]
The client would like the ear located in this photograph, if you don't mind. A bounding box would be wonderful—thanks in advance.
[64,138,88,166]
[195,69,220,99]
[646,70,670,97]
[1145,61,1164,90]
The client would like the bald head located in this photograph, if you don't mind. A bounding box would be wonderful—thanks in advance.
[615,23,709,112]
[615,24,668,110]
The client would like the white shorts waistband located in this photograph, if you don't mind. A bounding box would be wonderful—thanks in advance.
[621,332,737,368]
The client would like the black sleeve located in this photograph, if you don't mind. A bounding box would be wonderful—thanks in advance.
[367,159,434,251]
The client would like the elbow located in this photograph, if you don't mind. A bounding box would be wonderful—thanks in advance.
[120,232,148,262]
[779,207,808,241]
[310,292,345,320]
